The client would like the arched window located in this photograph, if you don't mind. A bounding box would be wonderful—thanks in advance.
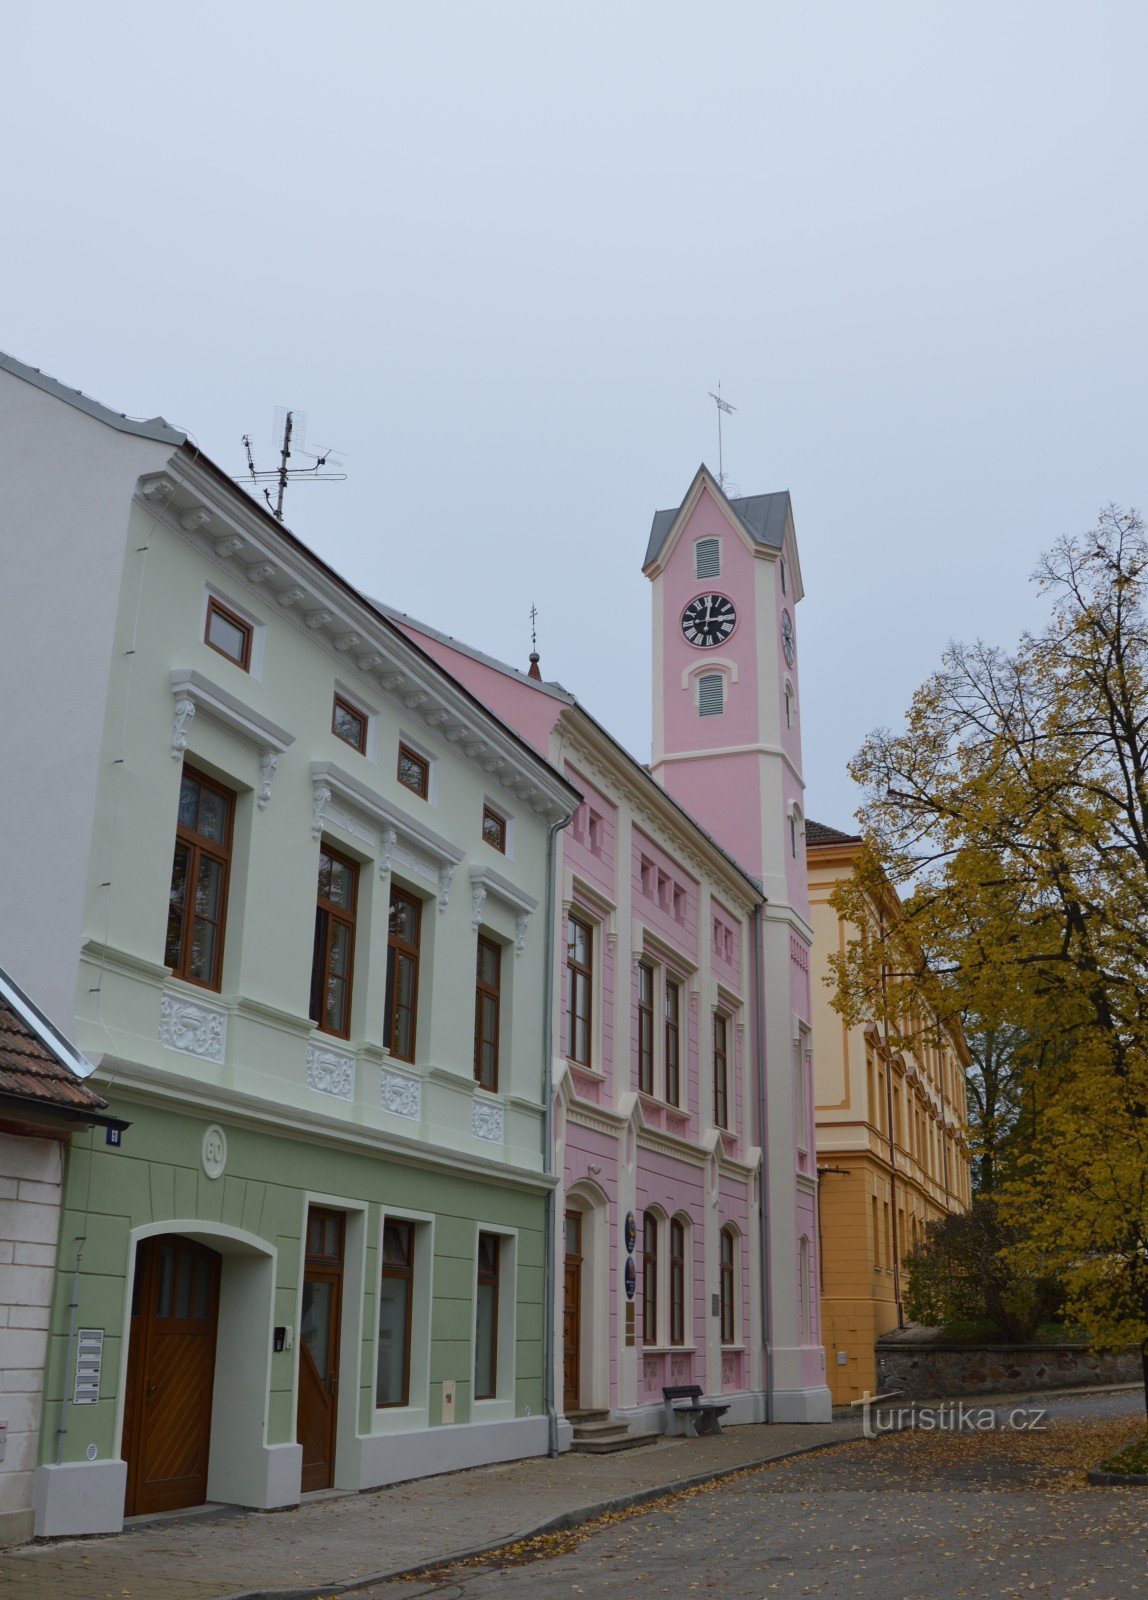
[719,1226,736,1345]
[642,1213,659,1345]
[669,1217,686,1346]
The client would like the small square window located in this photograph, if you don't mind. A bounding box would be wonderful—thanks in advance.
[332,694,367,755]
[482,805,506,853]
[397,743,429,800]
[205,597,253,671]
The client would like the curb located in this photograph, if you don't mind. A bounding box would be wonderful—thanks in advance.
[1087,1468,1148,1486]
[221,1428,868,1600]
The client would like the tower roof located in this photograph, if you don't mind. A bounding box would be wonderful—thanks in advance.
[645,464,792,568]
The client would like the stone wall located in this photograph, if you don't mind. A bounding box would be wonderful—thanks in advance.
[0,1131,64,1546]
[877,1329,1142,1401]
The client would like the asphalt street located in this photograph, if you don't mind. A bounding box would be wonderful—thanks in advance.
[388,1392,1147,1600]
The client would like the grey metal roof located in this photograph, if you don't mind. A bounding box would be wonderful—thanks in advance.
[0,350,187,445]
[645,464,792,568]
[373,601,576,705]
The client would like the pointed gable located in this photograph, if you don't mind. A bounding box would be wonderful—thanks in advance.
[644,463,794,573]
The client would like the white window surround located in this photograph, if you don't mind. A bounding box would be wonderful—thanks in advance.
[333,679,380,763]
[311,760,463,912]
[680,656,739,692]
[693,536,722,581]
[633,936,693,1112]
[562,874,616,1076]
[396,729,439,807]
[721,1224,743,1347]
[201,583,268,680]
[469,867,537,957]
[794,1028,810,1153]
[170,669,294,811]
[481,797,515,860]
[471,1225,517,1420]
[373,1207,434,1433]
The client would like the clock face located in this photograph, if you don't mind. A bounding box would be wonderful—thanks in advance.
[681,593,736,649]
[781,609,795,666]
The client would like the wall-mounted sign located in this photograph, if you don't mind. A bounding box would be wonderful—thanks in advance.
[624,1256,636,1301]
[624,1211,636,1253]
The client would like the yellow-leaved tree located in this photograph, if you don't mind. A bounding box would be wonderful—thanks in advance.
[831,507,1148,1419]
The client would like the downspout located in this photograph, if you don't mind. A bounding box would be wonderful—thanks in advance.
[543,807,574,1459]
[56,1231,87,1463]
[753,899,774,1422]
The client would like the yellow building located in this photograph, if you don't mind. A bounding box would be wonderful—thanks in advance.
[806,822,972,1405]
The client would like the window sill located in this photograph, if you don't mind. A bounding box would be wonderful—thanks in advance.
[642,1344,698,1356]
[372,1403,430,1434]
[720,1344,746,1354]
[470,1396,515,1424]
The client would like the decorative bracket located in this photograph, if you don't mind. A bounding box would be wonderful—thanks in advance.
[257,750,280,811]
[471,883,487,930]
[438,863,455,914]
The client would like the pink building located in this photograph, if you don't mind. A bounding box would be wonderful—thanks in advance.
[384,463,830,1431]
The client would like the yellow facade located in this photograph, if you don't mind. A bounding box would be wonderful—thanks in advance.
[807,828,972,1405]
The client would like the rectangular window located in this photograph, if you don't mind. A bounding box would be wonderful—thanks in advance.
[587,809,603,855]
[664,979,681,1106]
[872,1195,881,1267]
[332,694,367,754]
[720,1228,735,1344]
[377,1219,414,1407]
[474,936,501,1091]
[794,1036,808,1151]
[669,1218,685,1346]
[883,1201,892,1270]
[566,914,592,1066]
[481,805,506,853]
[698,673,724,716]
[204,596,253,671]
[695,537,721,580]
[397,743,429,799]
[166,767,234,990]
[385,887,421,1062]
[637,962,654,1094]
[309,844,358,1038]
[713,1013,729,1129]
[642,1214,658,1345]
[474,1233,500,1400]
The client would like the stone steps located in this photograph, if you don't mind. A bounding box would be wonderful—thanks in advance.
[567,1410,659,1455]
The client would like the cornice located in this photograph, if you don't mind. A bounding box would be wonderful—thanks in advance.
[140,461,577,825]
[96,1057,557,1193]
[636,1127,709,1168]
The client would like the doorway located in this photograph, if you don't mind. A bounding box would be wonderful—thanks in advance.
[562,1209,582,1412]
[297,1208,345,1492]
[123,1235,221,1516]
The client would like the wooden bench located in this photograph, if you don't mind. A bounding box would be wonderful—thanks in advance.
[662,1384,731,1438]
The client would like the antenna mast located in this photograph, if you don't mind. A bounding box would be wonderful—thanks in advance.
[234,409,346,521]
[707,384,737,492]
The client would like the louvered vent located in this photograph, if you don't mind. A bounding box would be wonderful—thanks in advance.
[695,538,721,580]
[698,673,725,716]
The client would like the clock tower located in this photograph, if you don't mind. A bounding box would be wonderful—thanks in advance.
[644,463,830,1422]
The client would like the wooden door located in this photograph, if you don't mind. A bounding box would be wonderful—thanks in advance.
[297,1208,344,1492]
[123,1235,221,1516]
[562,1210,582,1412]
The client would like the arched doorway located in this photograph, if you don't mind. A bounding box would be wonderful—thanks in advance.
[122,1234,221,1516]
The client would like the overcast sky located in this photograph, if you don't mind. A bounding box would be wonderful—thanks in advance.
[6,2,1145,831]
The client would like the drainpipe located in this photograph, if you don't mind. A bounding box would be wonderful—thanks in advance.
[56,1231,87,1464]
[752,900,774,1423]
[543,808,574,1458]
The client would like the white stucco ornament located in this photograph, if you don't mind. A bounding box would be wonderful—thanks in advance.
[202,1124,228,1180]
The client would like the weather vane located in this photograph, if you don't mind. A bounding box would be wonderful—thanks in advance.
[708,384,737,493]
[530,603,538,652]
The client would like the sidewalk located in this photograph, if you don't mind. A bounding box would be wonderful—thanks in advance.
[0,1418,863,1600]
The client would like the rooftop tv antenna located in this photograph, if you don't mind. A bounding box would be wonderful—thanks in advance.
[236,408,346,522]
[708,384,738,495]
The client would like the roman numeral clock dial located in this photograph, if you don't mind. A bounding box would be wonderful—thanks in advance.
[680,593,736,648]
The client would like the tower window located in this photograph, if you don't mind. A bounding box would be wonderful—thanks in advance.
[780,558,787,595]
[694,538,721,580]
[698,673,724,717]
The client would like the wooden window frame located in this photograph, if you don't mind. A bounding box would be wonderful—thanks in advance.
[385,886,422,1063]
[566,913,593,1067]
[473,935,501,1092]
[377,1218,415,1408]
[204,595,253,672]
[166,765,234,992]
[396,742,429,800]
[669,1217,686,1346]
[481,804,506,853]
[474,1232,500,1401]
[719,1227,736,1345]
[332,693,368,755]
[310,844,359,1039]
[637,961,654,1095]
[713,1012,729,1129]
[642,1214,658,1346]
[664,978,681,1106]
